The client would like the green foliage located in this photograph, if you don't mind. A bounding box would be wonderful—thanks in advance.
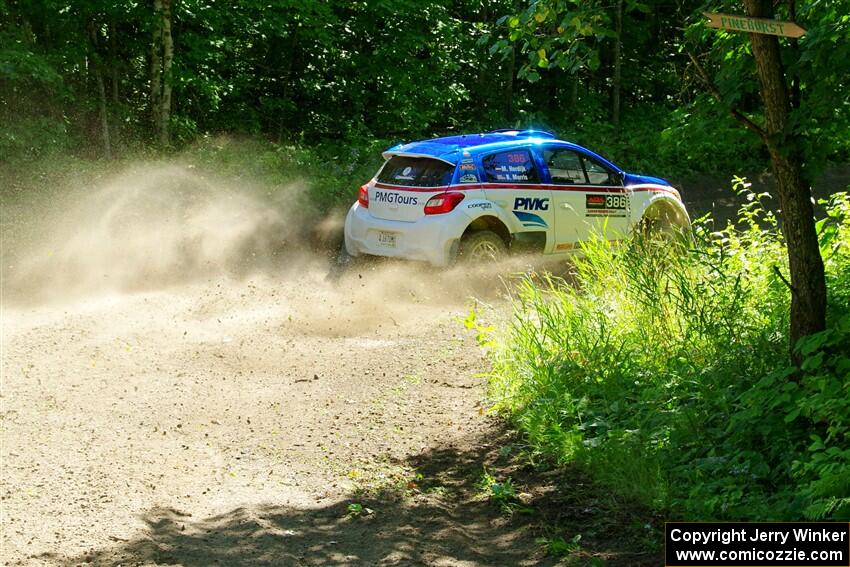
[821,192,850,311]
[494,0,612,78]
[477,469,532,516]
[686,0,850,174]
[657,99,765,174]
[0,115,73,159]
[345,500,375,517]
[1,0,499,157]
[477,469,517,503]
[495,0,850,178]
[181,135,387,213]
[2,0,847,180]
[536,533,583,559]
[484,184,850,520]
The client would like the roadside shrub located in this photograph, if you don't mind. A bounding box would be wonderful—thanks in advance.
[481,182,850,520]
[656,99,766,176]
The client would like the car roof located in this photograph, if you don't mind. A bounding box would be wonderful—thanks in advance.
[383,129,621,172]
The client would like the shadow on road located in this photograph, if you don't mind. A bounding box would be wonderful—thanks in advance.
[54,500,535,566]
[49,427,659,567]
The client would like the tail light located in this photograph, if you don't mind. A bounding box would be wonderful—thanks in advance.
[424,192,465,215]
[357,185,369,208]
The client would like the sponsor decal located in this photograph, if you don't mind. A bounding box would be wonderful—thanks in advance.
[459,174,478,183]
[460,162,477,171]
[514,197,550,211]
[585,193,627,217]
[373,191,419,205]
[513,210,548,229]
[555,240,618,252]
[395,165,415,181]
[467,202,492,210]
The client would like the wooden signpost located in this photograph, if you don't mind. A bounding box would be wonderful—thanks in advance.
[703,12,807,38]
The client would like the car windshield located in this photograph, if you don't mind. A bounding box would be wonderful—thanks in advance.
[377,156,455,187]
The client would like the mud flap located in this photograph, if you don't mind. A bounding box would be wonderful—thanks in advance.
[447,238,461,266]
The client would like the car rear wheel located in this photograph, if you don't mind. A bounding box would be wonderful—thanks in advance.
[459,230,507,263]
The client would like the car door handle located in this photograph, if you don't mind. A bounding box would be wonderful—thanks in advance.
[560,203,573,210]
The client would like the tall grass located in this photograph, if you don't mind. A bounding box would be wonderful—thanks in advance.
[480,182,850,520]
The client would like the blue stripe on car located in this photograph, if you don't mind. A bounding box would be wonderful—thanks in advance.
[513,211,548,228]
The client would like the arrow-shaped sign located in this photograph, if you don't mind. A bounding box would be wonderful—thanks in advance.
[704,12,806,38]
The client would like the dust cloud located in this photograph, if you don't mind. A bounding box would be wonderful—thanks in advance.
[0,158,550,567]
[1,160,536,318]
[2,163,323,305]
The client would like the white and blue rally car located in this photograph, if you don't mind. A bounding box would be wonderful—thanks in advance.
[344,129,690,265]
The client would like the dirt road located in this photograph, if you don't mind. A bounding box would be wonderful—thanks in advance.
[1,253,568,566]
[12,157,813,565]
[0,162,565,566]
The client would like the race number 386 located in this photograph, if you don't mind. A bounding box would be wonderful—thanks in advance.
[586,194,627,210]
[606,195,627,209]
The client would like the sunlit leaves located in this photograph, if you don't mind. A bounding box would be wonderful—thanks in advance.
[493,0,616,84]
[687,0,850,175]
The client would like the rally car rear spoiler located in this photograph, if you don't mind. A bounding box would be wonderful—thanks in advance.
[380,151,456,166]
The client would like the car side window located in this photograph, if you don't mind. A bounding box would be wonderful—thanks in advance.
[543,148,588,185]
[482,149,539,183]
[581,156,618,185]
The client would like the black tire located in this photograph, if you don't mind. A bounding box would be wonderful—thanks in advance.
[458,230,508,263]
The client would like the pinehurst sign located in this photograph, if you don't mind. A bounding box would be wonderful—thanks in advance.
[703,12,807,38]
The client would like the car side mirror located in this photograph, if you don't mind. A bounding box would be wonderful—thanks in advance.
[615,171,626,186]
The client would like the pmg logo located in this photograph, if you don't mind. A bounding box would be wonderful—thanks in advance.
[514,197,550,211]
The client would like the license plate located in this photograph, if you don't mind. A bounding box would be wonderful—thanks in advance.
[377,231,396,248]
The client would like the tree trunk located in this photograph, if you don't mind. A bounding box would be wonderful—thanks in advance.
[569,78,579,110]
[611,0,623,127]
[89,23,111,159]
[109,19,120,148]
[159,0,173,147]
[743,0,826,359]
[150,0,162,138]
[504,46,515,122]
[651,2,662,101]
[94,65,111,159]
[110,19,119,104]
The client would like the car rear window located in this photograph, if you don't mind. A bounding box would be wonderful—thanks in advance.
[377,156,455,187]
